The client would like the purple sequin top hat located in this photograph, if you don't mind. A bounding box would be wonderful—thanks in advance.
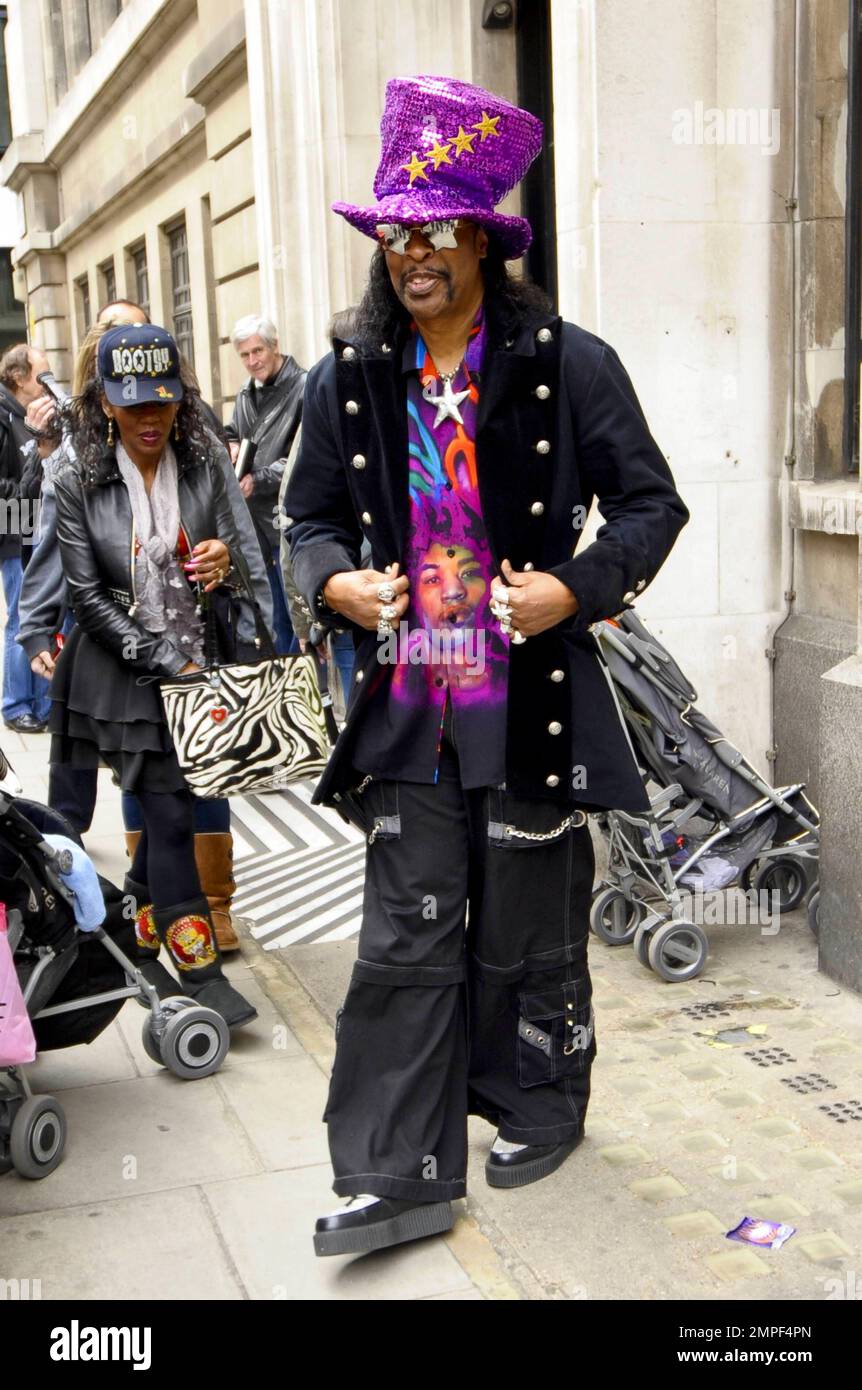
[332,75,544,260]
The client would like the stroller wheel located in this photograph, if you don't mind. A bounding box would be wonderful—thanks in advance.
[158,1005,230,1080]
[141,995,200,1063]
[752,856,807,913]
[647,921,708,983]
[9,1095,67,1179]
[590,887,642,945]
[807,889,820,938]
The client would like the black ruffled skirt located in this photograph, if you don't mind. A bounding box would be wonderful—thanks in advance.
[48,625,188,794]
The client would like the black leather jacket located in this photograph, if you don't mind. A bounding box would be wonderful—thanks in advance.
[54,441,256,679]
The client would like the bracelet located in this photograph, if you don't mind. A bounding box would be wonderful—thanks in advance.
[316,588,338,619]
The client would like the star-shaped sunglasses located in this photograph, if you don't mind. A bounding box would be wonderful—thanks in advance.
[375,219,462,254]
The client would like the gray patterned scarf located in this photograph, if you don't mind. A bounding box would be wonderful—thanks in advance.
[115,440,205,666]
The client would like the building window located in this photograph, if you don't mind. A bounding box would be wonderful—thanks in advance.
[130,242,149,317]
[98,257,116,309]
[167,219,194,367]
[75,275,91,338]
[46,0,68,105]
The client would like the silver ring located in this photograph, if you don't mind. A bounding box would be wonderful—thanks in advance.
[376,622,393,640]
[377,582,396,603]
[491,587,509,606]
[379,603,397,622]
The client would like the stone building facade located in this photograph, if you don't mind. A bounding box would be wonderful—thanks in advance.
[1,0,859,988]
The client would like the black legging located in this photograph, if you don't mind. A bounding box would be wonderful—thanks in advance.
[128,786,202,909]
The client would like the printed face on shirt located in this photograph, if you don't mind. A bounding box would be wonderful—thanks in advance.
[417,542,488,629]
[385,220,488,325]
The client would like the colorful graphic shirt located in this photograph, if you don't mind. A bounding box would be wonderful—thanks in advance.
[352,307,510,788]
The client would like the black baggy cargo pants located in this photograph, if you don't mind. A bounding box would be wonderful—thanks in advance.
[323,728,597,1203]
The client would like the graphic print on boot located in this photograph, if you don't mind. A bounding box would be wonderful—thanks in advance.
[124,875,187,1003]
[164,913,218,971]
[152,895,258,1030]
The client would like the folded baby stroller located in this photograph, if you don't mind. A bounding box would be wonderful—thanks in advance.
[0,774,231,1181]
[589,610,820,982]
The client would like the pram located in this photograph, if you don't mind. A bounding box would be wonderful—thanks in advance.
[0,765,231,1181]
[588,609,820,982]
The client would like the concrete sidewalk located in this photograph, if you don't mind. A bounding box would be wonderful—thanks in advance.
[1,726,861,1301]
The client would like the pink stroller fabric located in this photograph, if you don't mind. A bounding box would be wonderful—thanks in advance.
[0,901,36,1066]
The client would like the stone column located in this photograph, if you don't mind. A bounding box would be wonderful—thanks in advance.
[818,656,862,992]
[243,0,509,367]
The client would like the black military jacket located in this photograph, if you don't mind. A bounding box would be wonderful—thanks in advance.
[285,296,689,813]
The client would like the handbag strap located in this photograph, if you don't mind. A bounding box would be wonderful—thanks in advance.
[200,540,278,667]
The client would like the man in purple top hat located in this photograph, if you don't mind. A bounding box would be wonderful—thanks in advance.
[286,75,689,1257]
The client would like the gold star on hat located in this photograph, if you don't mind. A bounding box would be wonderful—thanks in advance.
[402,150,430,185]
[426,138,453,169]
[450,125,477,157]
[473,110,501,141]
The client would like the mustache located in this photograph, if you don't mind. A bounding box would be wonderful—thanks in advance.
[400,266,451,291]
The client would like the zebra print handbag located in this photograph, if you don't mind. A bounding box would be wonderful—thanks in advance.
[159,563,337,799]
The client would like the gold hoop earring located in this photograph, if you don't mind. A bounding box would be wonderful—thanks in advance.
[106,418,114,446]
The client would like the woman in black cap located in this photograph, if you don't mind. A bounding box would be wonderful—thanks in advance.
[48,324,257,1029]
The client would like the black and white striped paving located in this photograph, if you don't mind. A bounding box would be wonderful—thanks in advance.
[228,780,366,948]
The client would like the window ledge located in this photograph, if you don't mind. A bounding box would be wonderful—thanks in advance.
[789,478,862,536]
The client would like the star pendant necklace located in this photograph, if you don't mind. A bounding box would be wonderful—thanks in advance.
[422,359,471,429]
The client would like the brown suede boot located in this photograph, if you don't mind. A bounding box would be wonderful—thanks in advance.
[194,833,243,953]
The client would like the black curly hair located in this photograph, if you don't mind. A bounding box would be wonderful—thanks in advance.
[67,360,213,483]
[346,232,551,348]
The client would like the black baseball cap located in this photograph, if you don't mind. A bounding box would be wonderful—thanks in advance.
[97,324,184,406]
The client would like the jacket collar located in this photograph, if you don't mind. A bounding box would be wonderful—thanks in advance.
[333,294,559,365]
[243,353,305,396]
[0,383,26,420]
[86,442,208,486]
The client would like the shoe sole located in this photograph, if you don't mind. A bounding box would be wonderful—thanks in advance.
[485,1138,579,1190]
[227,1007,258,1030]
[314,1201,454,1257]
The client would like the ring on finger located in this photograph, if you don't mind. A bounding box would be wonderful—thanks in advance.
[379,603,397,622]
[377,582,396,603]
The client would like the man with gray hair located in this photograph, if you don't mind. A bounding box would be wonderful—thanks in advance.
[225,314,305,651]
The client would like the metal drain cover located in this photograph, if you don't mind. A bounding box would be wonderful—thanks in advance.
[744,1045,797,1066]
[817,1099,862,1123]
[781,1072,837,1094]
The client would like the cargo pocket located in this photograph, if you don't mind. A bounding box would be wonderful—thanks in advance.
[366,779,401,844]
[488,789,586,850]
[331,776,402,842]
[516,975,595,1087]
[331,775,374,835]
